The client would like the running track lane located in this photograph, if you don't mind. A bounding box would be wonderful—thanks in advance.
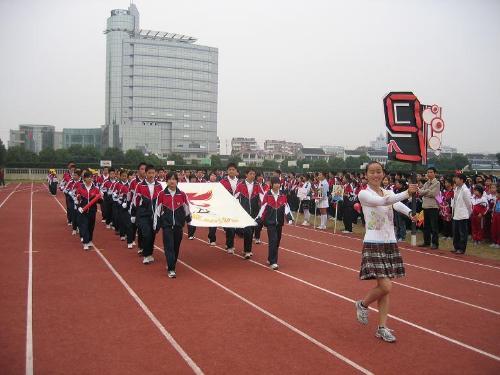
[175,227,500,373]
[0,184,31,374]
[51,192,368,374]
[232,229,500,356]
[32,191,198,374]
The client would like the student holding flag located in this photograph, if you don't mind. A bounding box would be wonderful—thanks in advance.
[75,171,102,251]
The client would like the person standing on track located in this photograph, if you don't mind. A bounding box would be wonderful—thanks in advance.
[155,172,192,278]
[132,165,163,265]
[129,162,147,253]
[76,171,102,251]
[316,172,330,230]
[234,168,264,259]
[61,162,76,225]
[354,161,417,343]
[207,171,218,246]
[418,167,441,249]
[220,163,240,254]
[256,177,294,270]
[451,173,472,254]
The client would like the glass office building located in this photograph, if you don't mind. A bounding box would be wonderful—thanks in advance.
[103,4,218,161]
[8,124,55,153]
[63,128,102,150]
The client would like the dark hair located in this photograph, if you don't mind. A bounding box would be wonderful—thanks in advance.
[274,169,281,175]
[127,170,135,177]
[120,169,128,176]
[365,161,384,172]
[68,161,75,166]
[137,162,147,169]
[270,177,281,186]
[226,163,237,170]
[166,172,178,181]
[427,167,437,173]
[473,185,484,195]
[455,173,467,182]
[74,169,82,177]
[102,166,109,171]
[157,167,165,172]
[246,168,256,174]
[109,167,115,173]
[445,177,454,185]
[83,171,92,179]
[145,164,155,172]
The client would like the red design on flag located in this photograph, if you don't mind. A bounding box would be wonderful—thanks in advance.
[387,140,402,153]
[186,191,213,207]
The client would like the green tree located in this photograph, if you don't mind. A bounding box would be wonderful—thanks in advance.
[228,155,242,165]
[311,159,329,171]
[125,149,146,166]
[101,147,125,165]
[386,160,412,172]
[54,148,71,164]
[6,146,38,164]
[167,153,185,166]
[145,154,162,166]
[261,159,279,171]
[39,148,57,163]
[0,138,6,166]
[210,154,222,169]
[328,157,345,171]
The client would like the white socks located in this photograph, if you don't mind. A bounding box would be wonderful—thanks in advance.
[304,209,310,221]
[320,214,327,227]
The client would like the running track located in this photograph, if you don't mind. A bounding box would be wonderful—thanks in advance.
[1,183,499,374]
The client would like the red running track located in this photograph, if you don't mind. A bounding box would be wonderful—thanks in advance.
[0,183,499,374]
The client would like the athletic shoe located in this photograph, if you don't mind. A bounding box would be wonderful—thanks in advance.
[244,252,252,259]
[355,300,369,325]
[120,236,126,241]
[80,238,84,243]
[270,263,279,270]
[132,241,136,246]
[83,244,90,251]
[210,242,217,246]
[317,225,326,230]
[489,243,496,248]
[143,255,154,264]
[254,239,261,244]
[302,221,310,226]
[67,222,72,226]
[106,224,111,229]
[137,249,143,256]
[375,327,396,343]
[188,236,194,240]
[167,270,176,279]
[227,247,235,254]
[111,226,115,231]
[88,242,94,247]
[101,219,106,223]
[341,230,351,234]
[127,243,133,249]
[71,230,77,235]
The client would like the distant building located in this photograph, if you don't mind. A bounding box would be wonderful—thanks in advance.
[344,149,365,159]
[54,131,63,150]
[369,133,386,151]
[264,140,302,156]
[231,138,260,154]
[367,149,388,165]
[321,145,345,159]
[103,4,218,161]
[297,148,329,161]
[8,124,56,153]
[63,128,102,150]
[466,153,500,171]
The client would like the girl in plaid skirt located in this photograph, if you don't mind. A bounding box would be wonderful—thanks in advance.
[354,161,417,343]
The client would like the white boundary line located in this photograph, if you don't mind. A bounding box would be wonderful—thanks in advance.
[259,239,500,316]
[287,224,500,270]
[51,196,203,375]
[0,182,21,209]
[281,232,500,288]
[187,236,500,362]
[26,182,34,375]
[151,244,373,374]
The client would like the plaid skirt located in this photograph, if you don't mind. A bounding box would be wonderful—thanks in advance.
[359,242,405,280]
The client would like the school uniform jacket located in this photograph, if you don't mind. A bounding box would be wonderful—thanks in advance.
[75,183,101,213]
[155,187,192,228]
[257,190,293,226]
[134,181,163,219]
[220,176,239,196]
[234,180,264,218]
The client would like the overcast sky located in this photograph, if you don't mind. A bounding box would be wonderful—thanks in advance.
[1,0,499,154]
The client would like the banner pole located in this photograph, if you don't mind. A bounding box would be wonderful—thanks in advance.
[411,163,417,246]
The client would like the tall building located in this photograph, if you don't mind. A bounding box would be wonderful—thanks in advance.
[264,140,302,155]
[231,138,260,154]
[103,4,218,161]
[63,128,102,149]
[8,124,55,153]
[369,133,386,151]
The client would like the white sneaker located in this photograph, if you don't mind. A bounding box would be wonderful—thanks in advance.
[342,230,351,234]
[489,243,496,248]
[101,219,106,223]
[111,226,115,230]
[355,300,369,324]
[254,239,261,244]
[83,244,90,251]
[210,242,217,246]
[132,241,136,246]
[143,255,154,264]
[167,270,176,278]
[71,230,77,235]
[318,225,326,230]
[375,327,396,343]
[120,236,126,241]
[188,236,194,240]
[302,221,310,226]
[227,247,235,254]
[127,243,133,249]
[270,263,279,270]
[244,252,252,259]
[106,224,111,229]
[88,242,94,247]
[137,249,143,255]
[80,238,84,243]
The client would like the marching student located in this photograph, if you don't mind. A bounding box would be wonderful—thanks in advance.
[65,169,82,234]
[471,185,488,244]
[97,167,110,223]
[155,172,192,278]
[75,171,102,250]
[101,168,117,229]
[156,167,166,183]
[128,162,147,253]
[119,170,136,248]
[207,171,218,246]
[187,175,199,240]
[234,168,264,259]
[490,186,500,249]
[253,173,269,244]
[341,176,356,233]
[354,161,417,343]
[256,177,294,270]
[299,174,312,226]
[220,163,240,254]
[113,169,129,240]
[47,169,58,195]
[132,165,163,264]
[316,172,330,230]
[61,162,76,225]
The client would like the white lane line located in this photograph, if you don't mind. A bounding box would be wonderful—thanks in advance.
[188,236,500,362]
[287,224,500,270]
[0,182,21,209]
[26,182,34,375]
[151,245,373,375]
[51,196,203,375]
[281,232,500,288]
[259,239,500,316]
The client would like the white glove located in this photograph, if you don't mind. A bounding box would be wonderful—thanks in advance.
[122,202,127,208]
[78,207,84,214]
[288,220,293,225]
[131,216,136,224]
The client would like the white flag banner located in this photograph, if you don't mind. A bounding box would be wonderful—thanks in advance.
[159,182,256,228]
